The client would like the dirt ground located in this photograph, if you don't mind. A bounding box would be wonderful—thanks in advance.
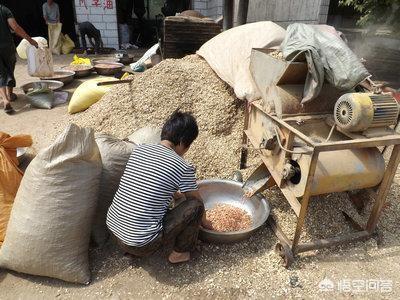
[1,54,400,300]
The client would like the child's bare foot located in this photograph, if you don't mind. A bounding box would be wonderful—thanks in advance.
[168,250,190,263]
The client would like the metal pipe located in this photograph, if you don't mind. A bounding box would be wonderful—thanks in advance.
[325,124,336,142]
[296,231,371,253]
[274,127,312,154]
[223,0,234,30]
[237,0,249,25]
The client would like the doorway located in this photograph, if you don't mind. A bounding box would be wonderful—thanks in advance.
[0,0,77,45]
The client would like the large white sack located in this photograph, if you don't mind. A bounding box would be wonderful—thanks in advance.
[128,127,161,145]
[0,124,102,284]
[197,21,286,101]
[16,37,48,59]
[27,45,54,77]
[91,134,137,247]
[92,128,161,247]
[48,23,63,55]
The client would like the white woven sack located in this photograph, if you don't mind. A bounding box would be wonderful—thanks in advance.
[128,127,161,145]
[0,124,101,284]
[197,21,286,101]
[27,45,54,77]
[91,134,137,247]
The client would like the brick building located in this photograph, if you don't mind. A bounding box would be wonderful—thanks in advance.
[74,0,119,49]
[72,0,331,49]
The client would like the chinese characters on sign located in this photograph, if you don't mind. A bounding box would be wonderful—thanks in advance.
[104,0,113,10]
[319,278,393,293]
[79,0,114,10]
[92,0,101,7]
[79,0,87,9]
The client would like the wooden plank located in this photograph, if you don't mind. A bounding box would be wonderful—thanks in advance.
[244,129,301,216]
[296,231,371,253]
[237,0,249,25]
[366,144,400,232]
[283,129,294,159]
[165,29,220,34]
[315,135,400,152]
[280,186,301,216]
[223,0,234,30]
[240,103,250,169]
[164,36,218,42]
[292,151,319,252]
[245,131,282,184]
[268,215,292,247]
[164,25,221,31]
[251,101,316,146]
[283,114,332,123]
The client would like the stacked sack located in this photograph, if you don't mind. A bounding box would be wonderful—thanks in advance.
[0,124,161,283]
[0,124,102,284]
[92,127,161,246]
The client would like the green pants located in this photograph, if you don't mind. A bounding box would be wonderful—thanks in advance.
[113,197,204,256]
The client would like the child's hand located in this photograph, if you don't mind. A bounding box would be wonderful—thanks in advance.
[201,214,213,230]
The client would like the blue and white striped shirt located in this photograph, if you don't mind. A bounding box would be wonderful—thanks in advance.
[106,144,198,246]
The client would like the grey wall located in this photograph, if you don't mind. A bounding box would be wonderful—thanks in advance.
[242,0,330,27]
[193,0,331,27]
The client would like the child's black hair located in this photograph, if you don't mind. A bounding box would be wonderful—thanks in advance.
[161,110,199,147]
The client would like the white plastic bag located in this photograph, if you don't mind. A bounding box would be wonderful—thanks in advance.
[27,45,54,77]
[16,37,48,59]
[26,86,54,109]
[130,43,160,71]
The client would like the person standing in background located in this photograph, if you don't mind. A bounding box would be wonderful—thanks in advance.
[42,0,61,54]
[117,0,137,49]
[0,4,38,115]
[42,0,59,25]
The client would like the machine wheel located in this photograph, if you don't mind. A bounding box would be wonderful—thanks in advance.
[275,243,294,268]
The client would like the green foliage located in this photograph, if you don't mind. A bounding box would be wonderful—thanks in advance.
[340,0,400,29]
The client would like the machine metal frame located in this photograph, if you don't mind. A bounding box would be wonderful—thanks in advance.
[241,101,400,267]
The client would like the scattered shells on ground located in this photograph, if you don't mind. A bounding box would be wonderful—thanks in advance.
[43,54,400,298]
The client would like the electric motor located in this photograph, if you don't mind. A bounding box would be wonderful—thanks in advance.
[334,93,399,132]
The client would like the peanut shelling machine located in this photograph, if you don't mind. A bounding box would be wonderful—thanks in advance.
[240,49,400,267]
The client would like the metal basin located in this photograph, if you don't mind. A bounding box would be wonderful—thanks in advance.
[63,65,94,78]
[118,56,134,65]
[92,58,119,65]
[40,70,75,85]
[94,62,124,76]
[21,80,64,93]
[198,179,270,243]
